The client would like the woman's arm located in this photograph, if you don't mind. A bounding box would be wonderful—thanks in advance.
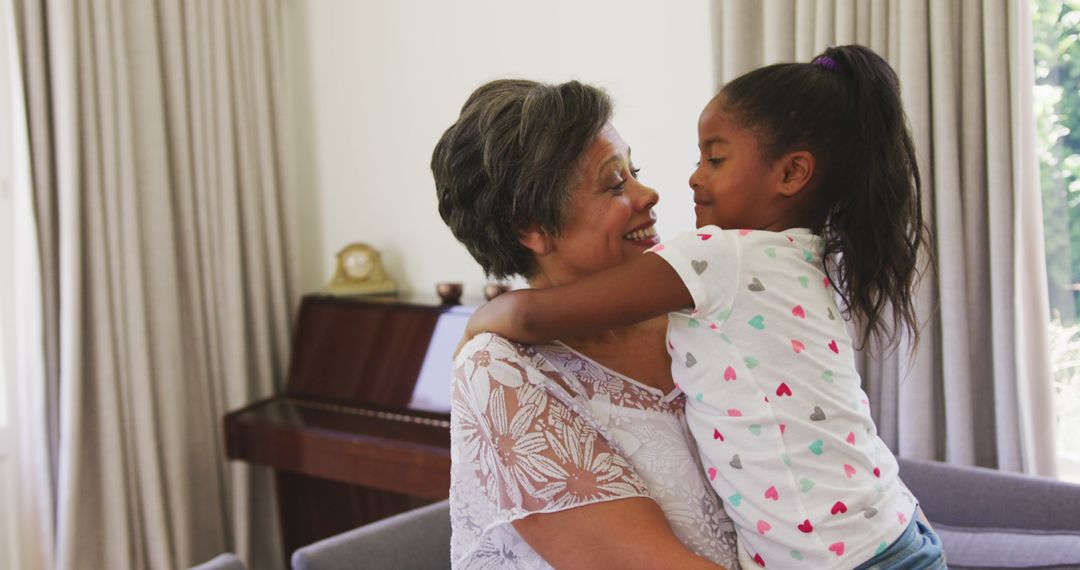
[467,253,692,344]
[513,497,728,569]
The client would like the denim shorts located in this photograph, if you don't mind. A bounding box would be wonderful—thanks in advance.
[854,516,947,569]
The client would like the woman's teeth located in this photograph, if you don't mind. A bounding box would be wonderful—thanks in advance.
[623,226,658,241]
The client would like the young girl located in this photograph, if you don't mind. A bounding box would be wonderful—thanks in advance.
[465,46,944,569]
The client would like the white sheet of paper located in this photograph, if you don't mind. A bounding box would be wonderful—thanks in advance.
[409,305,474,413]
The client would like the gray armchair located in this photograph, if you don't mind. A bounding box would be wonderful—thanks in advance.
[288,459,1080,570]
[291,499,451,570]
[189,553,245,570]
[898,457,1080,570]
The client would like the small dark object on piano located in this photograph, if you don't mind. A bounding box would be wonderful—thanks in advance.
[436,282,463,304]
[483,283,511,300]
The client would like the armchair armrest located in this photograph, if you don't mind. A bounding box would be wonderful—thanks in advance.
[898,457,1080,531]
[291,499,451,570]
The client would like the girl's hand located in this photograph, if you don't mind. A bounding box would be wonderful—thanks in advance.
[454,291,535,359]
[464,289,531,342]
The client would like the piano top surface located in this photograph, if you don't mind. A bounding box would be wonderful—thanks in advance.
[284,295,452,406]
[224,294,462,494]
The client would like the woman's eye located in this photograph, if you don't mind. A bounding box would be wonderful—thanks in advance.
[630,167,641,179]
[611,181,627,194]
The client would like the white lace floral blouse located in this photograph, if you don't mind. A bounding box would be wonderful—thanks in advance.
[450,333,741,569]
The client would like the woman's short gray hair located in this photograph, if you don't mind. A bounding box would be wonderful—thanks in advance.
[432,79,613,279]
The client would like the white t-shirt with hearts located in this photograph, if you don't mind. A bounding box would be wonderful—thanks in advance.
[652,226,917,570]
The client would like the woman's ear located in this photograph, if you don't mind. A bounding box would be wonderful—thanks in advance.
[518,224,553,256]
[776,151,815,197]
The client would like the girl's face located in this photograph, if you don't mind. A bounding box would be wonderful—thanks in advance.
[530,123,661,287]
[688,101,788,230]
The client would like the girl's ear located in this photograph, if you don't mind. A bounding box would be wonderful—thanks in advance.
[776,151,815,197]
[519,224,553,255]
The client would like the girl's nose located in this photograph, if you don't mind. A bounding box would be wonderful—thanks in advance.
[688,166,701,191]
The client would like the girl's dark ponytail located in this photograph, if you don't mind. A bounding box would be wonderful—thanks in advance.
[719,45,929,348]
[820,45,928,348]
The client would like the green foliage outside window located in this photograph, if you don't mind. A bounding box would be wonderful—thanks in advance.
[1034,0,1080,461]
[1037,0,1080,319]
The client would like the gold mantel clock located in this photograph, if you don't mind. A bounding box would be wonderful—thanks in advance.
[323,242,396,296]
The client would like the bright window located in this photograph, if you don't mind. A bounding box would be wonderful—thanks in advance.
[1035,0,1080,483]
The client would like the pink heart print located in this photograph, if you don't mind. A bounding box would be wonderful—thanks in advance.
[831,501,847,515]
[792,305,806,319]
[724,366,737,381]
[757,520,771,534]
[828,340,840,353]
[697,233,713,241]
[791,340,805,353]
[776,383,792,397]
[846,432,856,445]
[765,486,779,500]
[829,542,845,556]
[708,467,717,480]
[713,429,724,441]
[844,464,856,478]
[798,519,813,533]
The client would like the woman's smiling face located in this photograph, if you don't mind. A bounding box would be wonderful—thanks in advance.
[529,123,661,287]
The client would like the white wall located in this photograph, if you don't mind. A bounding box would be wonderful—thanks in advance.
[284,0,715,302]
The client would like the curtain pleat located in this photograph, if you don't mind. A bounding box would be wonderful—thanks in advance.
[14,0,297,567]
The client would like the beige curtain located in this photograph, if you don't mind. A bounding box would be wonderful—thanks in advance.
[13,0,298,568]
[711,0,1056,476]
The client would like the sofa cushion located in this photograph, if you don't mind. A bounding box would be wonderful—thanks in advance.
[933,523,1080,570]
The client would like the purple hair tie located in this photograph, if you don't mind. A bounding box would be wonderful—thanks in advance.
[812,55,841,72]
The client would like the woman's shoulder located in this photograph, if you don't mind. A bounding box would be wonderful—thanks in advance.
[453,333,570,398]
[455,333,551,381]
[456,332,540,366]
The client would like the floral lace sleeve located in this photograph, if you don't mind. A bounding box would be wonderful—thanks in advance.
[451,334,652,523]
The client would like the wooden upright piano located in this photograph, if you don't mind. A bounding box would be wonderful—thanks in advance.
[224,294,470,559]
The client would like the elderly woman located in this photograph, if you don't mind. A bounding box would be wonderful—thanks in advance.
[432,79,739,569]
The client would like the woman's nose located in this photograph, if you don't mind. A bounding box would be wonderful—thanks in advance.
[632,179,660,210]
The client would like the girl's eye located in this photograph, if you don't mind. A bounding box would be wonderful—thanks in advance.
[708,158,726,166]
